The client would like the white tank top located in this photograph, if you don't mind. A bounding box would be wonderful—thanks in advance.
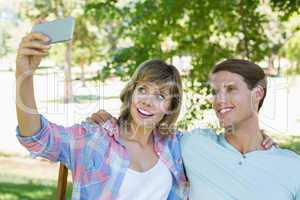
[118,159,172,200]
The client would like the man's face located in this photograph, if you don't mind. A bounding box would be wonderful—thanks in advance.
[210,71,258,129]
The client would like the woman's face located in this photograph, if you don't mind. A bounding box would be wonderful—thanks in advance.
[129,81,172,130]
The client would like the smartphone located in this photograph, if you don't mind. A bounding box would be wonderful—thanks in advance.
[31,16,75,44]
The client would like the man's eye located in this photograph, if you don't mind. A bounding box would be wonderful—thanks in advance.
[211,89,216,95]
[227,86,235,92]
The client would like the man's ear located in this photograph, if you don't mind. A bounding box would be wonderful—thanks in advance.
[251,85,265,106]
[254,85,265,101]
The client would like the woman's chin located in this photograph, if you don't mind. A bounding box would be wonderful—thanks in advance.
[132,118,156,130]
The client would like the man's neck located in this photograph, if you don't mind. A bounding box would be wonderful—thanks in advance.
[225,116,264,154]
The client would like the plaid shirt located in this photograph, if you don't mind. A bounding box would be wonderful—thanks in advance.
[16,115,189,200]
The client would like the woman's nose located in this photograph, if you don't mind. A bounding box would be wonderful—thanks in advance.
[140,94,154,107]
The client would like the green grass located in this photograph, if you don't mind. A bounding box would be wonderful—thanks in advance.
[272,134,300,154]
[0,175,72,200]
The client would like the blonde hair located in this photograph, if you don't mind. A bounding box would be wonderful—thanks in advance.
[118,59,183,135]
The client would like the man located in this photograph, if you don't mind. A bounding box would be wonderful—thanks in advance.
[181,59,300,200]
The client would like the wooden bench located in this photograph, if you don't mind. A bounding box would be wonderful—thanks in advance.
[56,163,69,200]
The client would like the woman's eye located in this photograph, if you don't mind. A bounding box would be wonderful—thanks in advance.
[157,94,165,101]
[137,86,146,94]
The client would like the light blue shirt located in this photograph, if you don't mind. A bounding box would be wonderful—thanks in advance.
[181,128,300,200]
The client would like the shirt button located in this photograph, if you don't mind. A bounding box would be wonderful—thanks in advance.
[238,161,243,165]
[242,155,246,159]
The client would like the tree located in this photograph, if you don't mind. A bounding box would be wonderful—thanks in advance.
[270,0,300,20]
[84,0,271,81]
[84,0,271,129]
[0,5,15,71]
[72,16,99,87]
[0,30,12,68]
[19,0,86,103]
[270,0,300,75]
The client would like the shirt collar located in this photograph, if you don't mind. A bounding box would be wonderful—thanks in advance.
[103,122,187,186]
[103,121,166,146]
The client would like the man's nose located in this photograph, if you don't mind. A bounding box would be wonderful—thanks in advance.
[215,91,228,104]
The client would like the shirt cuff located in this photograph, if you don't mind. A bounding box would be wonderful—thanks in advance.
[16,115,50,158]
[16,115,49,140]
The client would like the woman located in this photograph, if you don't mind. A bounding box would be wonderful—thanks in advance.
[15,29,188,199]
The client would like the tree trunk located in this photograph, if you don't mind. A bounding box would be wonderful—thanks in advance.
[267,54,276,76]
[296,60,300,73]
[277,56,281,76]
[238,0,250,59]
[80,60,86,87]
[64,41,73,103]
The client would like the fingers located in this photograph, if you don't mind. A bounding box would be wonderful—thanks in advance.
[262,137,273,149]
[91,113,105,124]
[261,134,279,149]
[19,48,49,56]
[18,32,51,56]
[97,110,113,121]
[90,110,114,125]
[23,32,50,43]
[22,40,51,50]
[33,18,47,25]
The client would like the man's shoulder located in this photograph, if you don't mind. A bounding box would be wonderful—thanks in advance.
[269,147,300,172]
[180,128,222,150]
[181,128,219,141]
[273,148,300,183]
[272,147,300,160]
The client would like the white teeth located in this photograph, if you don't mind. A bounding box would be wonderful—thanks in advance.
[138,108,152,116]
[219,108,232,114]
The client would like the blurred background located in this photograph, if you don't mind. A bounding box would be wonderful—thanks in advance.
[1,0,300,199]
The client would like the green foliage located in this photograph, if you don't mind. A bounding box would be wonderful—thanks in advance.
[271,134,300,154]
[82,0,273,127]
[19,0,78,19]
[72,15,100,67]
[276,13,300,75]
[84,0,271,79]
[177,79,213,130]
[20,0,299,127]
[0,31,11,58]
[285,30,300,60]
[270,0,300,20]
[19,0,98,69]
[269,0,300,76]
[0,8,14,59]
